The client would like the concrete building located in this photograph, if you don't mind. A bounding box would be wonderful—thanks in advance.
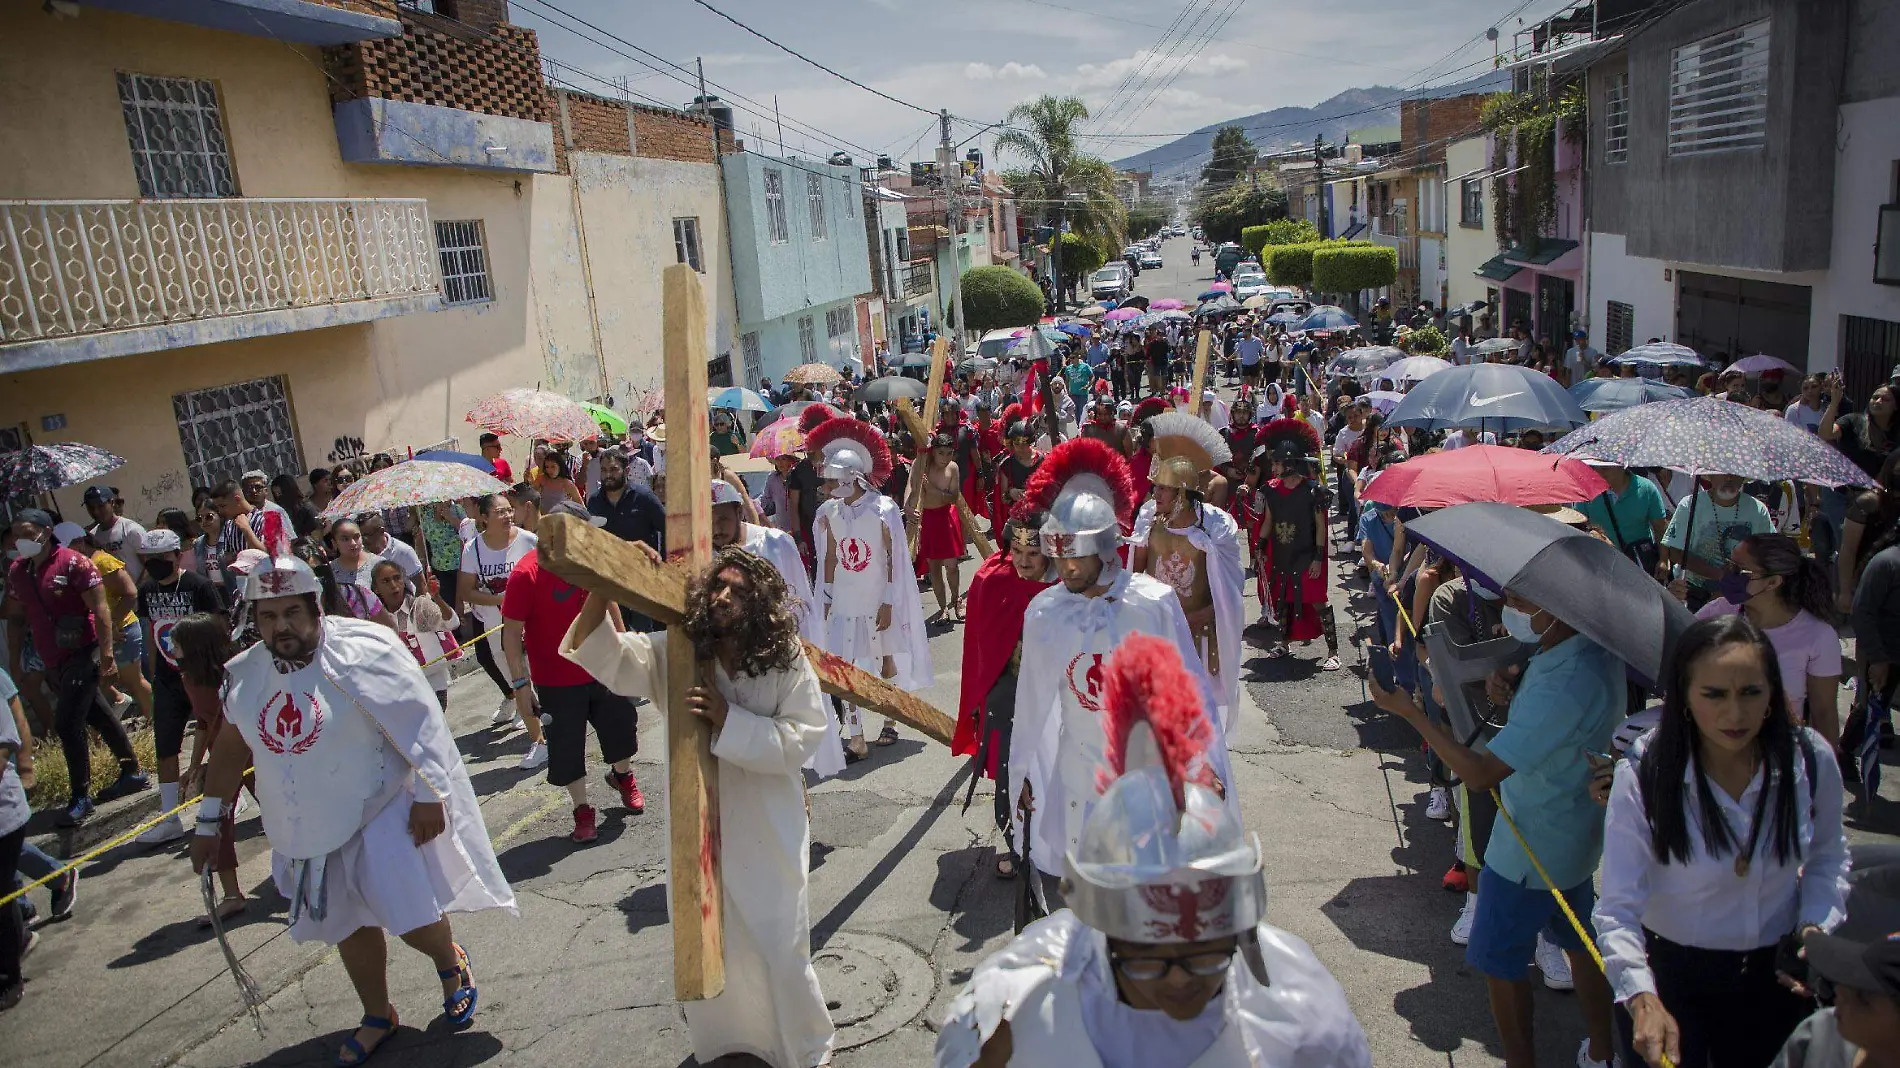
[1443,134,1505,327]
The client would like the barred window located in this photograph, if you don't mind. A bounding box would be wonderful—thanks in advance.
[434,219,492,305]
[1606,300,1635,355]
[117,73,238,199]
[825,306,852,339]
[673,217,703,272]
[1460,179,1484,228]
[807,172,828,241]
[764,168,790,244]
[1669,19,1770,157]
[798,315,817,363]
[741,332,762,385]
[1605,71,1630,164]
[174,375,303,490]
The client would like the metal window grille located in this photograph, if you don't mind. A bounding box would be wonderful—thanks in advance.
[807,172,828,241]
[741,332,762,385]
[434,219,492,305]
[825,306,852,339]
[1605,71,1631,163]
[1844,315,1900,409]
[1668,19,1770,157]
[764,169,789,244]
[174,375,303,490]
[798,315,817,363]
[673,217,703,272]
[117,73,238,199]
[1606,300,1634,355]
[1461,179,1484,227]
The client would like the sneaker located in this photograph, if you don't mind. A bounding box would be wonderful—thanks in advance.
[571,804,599,844]
[492,697,517,728]
[136,815,187,846]
[1537,933,1575,991]
[1575,1038,1611,1068]
[20,930,40,960]
[1450,893,1476,946]
[233,793,254,821]
[49,869,79,921]
[96,770,150,803]
[608,769,645,815]
[517,741,549,771]
[1442,862,1468,893]
[1425,786,1452,821]
[57,797,95,827]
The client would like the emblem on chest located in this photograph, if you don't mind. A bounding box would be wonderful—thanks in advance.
[838,535,874,573]
[1065,652,1106,712]
[1154,550,1200,597]
[259,690,324,755]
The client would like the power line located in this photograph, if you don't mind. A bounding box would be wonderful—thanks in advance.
[1014,0,1420,72]
[1101,0,1250,138]
[1088,0,1209,133]
[685,0,939,116]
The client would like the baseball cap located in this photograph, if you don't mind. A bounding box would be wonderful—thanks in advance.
[52,521,88,548]
[1805,872,1900,998]
[227,548,270,576]
[138,528,182,554]
[711,480,746,508]
[82,485,117,505]
[543,500,606,527]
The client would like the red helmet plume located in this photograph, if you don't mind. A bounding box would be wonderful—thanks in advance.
[1019,437,1136,523]
[805,416,893,485]
[797,403,839,434]
[1096,634,1216,807]
[1258,416,1321,460]
[998,402,1025,430]
[1130,396,1170,425]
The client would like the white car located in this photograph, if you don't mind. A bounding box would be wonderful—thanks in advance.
[1139,249,1163,269]
[1232,270,1270,299]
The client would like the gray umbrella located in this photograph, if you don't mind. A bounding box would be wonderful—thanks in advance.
[1404,502,1694,683]
[1384,363,1587,433]
[856,374,929,404]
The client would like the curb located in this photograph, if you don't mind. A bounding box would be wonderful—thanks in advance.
[27,787,162,861]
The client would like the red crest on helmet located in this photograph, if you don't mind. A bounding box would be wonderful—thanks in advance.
[1019,436,1136,524]
[806,416,894,485]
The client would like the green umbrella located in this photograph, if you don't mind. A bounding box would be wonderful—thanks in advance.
[579,402,628,436]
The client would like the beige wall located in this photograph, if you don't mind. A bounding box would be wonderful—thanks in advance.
[1443,137,1497,315]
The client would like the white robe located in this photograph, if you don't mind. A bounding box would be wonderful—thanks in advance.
[222,617,515,945]
[1009,568,1236,876]
[1152,504,1246,731]
[742,522,846,778]
[562,620,835,1068]
[811,489,932,737]
[934,911,1372,1068]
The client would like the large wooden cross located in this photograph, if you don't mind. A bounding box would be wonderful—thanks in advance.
[538,265,957,1002]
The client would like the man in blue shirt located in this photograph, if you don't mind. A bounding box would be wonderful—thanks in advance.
[1369,589,1621,1068]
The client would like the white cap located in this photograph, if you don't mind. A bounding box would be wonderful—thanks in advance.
[138,528,182,554]
[242,554,322,602]
[711,480,746,509]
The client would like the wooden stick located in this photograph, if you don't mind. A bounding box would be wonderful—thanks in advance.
[891,399,996,558]
[907,336,953,558]
[1187,329,1213,409]
[661,263,723,1001]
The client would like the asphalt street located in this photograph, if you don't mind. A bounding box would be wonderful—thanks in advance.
[7,241,1897,1068]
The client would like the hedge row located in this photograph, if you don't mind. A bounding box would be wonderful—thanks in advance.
[1263,239,1385,289]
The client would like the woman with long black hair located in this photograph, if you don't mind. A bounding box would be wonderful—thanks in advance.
[1594,614,1850,1068]
[1691,533,1843,748]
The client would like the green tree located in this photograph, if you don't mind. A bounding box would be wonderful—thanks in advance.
[1125,202,1170,241]
[1311,245,1398,295]
[1240,218,1319,254]
[1265,242,1321,287]
[1193,182,1287,244]
[1199,125,1258,188]
[997,95,1127,310]
[959,265,1045,332]
[1055,231,1107,290]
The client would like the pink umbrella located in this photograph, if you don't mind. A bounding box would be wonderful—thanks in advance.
[1725,353,1800,376]
[1210,281,1234,292]
[1105,307,1142,321]
[1150,298,1186,311]
[749,417,806,459]
[467,388,600,443]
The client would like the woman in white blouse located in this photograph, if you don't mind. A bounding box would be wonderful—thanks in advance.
[1595,614,1850,1068]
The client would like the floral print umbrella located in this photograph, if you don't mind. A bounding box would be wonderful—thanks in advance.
[749,417,806,458]
[0,442,126,497]
[783,363,843,386]
[1544,395,1875,487]
[319,459,510,519]
[467,388,602,443]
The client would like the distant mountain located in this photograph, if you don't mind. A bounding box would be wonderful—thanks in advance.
[1110,71,1509,179]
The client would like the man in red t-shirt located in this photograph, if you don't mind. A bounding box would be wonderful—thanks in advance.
[481,433,515,485]
[501,502,640,844]
[2,508,147,826]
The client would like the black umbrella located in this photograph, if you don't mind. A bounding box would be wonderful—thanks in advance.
[1384,363,1586,433]
[1119,295,1150,311]
[1404,502,1694,683]
[890,351,935,369]
[856,374,929,404]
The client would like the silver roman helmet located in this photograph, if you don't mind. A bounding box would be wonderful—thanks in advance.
[1020,437,1136,561]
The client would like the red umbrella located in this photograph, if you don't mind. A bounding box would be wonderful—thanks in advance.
[1361,444,1607,509]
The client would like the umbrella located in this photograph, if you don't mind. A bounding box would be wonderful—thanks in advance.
[1105,307,1143,321]
[1568,377,1695,413]
[319,459,509,519]
[1385,363,1587,433]
[1467,337,1521,357]
[857,374,929,404]
[784,363,843,386]
[412,449,496,475]
[1197,289,1226,302]
[1297,306,1358,332]
[1382,355,1452,384]
[1242,294,1270,309]
[1055,322,1091,337]
[889,351,936,370]
[956,355,1000,376]
[749,417,806,459]
[467,388,601,442]
[1405,502,1694,684]
[1327,346,1404,377]
[1194,296,1242,318]
[1266,309,1304,326]
[0,442,126,497]
[1150,299,1186,311]
[1542,394,1875,487]
[1119,295,1151,310]
[1611,342,1702,368]
[708,386,776,413]
[773,400,825,423]
[1361,445,1607,510]
[1076,305,1108,319]
[1156,309,1191,321]
[1359,390,1405,414]
[579,402,628,436]
[1210,281,1234,292]
[1725,353,1800,376]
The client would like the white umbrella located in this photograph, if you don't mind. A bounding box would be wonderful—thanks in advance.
[1468,337,1521,357]
[1380,355,1452,384]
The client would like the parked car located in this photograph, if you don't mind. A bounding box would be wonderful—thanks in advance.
[1139,249,1164,269]
[978,325,1071,361]
[1090,265,1133,303]
[1213,242,1244,277]
[1232,268,1270,299]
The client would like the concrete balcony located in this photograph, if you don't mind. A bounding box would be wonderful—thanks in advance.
[902,260,935,300]
[0,198,442,373]
[1369,225,1419,271]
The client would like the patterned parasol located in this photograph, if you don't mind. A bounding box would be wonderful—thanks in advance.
[783,363,843,386]
[319,459,510,519]
[0,442,126,497]
[467,389,601,443]
[749,417,806,458]
[1544,395,1875,487]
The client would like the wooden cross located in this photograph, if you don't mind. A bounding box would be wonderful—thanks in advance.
[1186,328,1214,408]
[537,265,958,1002]
[891,398,997,559]
[906,336,953,558]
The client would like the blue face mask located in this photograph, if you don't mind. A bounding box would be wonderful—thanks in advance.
[1500,605,1544,644]
[1718,569,1757,606]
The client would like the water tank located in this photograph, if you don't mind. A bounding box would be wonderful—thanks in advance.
[828,151,854,167]
[877,154,895,172]
[688,95,734,139]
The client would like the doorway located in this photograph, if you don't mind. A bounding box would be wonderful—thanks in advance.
[1675,271,1812,369]
[1535,274,1576,349]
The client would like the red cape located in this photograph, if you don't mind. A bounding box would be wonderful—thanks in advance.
[953,550,1052,775]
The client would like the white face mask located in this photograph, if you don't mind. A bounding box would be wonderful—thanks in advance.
[1500,605,1545,644]
[11,537,44,560]
[827,481,857,499]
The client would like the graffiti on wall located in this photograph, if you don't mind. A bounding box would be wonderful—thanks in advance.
[328,436,367,464]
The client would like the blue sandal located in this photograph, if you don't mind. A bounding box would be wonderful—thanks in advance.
[334,1007,397,1066]
[439,943,477,1026]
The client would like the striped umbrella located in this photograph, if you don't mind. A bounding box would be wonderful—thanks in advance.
[709,386,776,413]
[467,388,601,443]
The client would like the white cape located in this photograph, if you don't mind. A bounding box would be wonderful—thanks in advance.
[1161,503,1245,730]
[743,522,846,779]
[810,491,933,691]
[563,621,835,1068]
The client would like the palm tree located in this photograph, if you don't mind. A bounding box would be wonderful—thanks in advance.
[996,95,1126,309]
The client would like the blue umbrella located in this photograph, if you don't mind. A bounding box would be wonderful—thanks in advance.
[1297,305,1358,332]
[708,386,776,413]
[414,449,496,475]
[1266,309,1304,326]
[1568,377,1695,413]
[1055,322,1091,337]
[1197,289,1226,302]
[1385,363,1586,432]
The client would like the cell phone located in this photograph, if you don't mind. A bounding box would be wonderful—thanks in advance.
[1366,643,1397,692]
[1583,748,1615,772]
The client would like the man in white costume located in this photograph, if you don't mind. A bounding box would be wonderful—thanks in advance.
[938,635,1371,1068]
[190,555,515,1065]
[710,479,846,778]
[562,543,835,1068]
[805,415,932,760]
[1010,437,1236,911]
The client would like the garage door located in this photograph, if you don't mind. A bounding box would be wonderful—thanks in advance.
[1675,271,1811,368]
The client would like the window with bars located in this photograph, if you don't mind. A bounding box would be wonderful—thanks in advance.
[673,217,703,272]
[1605,71,1631,164]
[807,172,828,241]
[434,220,492,305]
[825,306,853,340]
[797,315,818,363]
[741,332,763,385]
[1460,179,1484,228]
[174,375,303,490]
[1668,19,1770,157]
[117,73,238,199]
[764,168,789,244]
[1606,300,1635,355]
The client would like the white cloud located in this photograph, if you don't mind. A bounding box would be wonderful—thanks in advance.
[1201,53,1247,74]
[965,61,1047,81]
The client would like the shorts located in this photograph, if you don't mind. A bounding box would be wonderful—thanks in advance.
[153,672,193,759]
[1240,361,1262,380]
[539,680,639,787]
[21,642,44,675]
[113,622,145,670]
[1457,782,1500,869]
[1466,865,1596,982]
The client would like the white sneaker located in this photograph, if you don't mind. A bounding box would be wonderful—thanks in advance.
[1537,932,1575,991]
[1575,1038,1610,1067]
[517,741,549,770]
[493,697,518,727]
[1425,786,1452,821]
[233,793,254,820]
[1450,893,1476,945]
[136,816,187,846]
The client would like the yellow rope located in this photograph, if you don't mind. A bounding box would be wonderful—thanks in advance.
[0,624,502,909]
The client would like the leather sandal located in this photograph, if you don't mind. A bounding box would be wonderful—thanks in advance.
[438,943,477,1026]
[335,1007,398,1066]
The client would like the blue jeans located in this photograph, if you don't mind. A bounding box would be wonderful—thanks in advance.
[14,840,60,924]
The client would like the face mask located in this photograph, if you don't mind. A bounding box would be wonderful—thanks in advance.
[12,537,44,560]
[1501,606,1544,644]
[1717,569,1758,606]
[827,481,856,498]
[144,557,177,581]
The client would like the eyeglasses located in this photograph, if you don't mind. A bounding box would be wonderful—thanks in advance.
[1109,948,1235,982]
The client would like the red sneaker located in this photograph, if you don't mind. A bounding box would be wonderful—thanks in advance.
[1442,862,1468,893]
[608,769,645,815]
[571,804,599,844]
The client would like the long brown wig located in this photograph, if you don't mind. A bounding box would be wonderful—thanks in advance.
[682,546,804,678]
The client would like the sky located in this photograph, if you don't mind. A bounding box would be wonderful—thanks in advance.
[513,0,1546,168]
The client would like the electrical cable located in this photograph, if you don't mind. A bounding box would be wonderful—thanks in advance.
[684,0,938,116]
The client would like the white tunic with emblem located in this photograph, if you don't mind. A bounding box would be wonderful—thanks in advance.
[221,617,515,945]
[1009,568,1237,876]
[810,490,932,690]
[742,521,847,778]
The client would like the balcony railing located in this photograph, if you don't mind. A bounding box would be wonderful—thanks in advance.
[1369,227,1419,271]
[902,260,934,299]
[0,198,439,346]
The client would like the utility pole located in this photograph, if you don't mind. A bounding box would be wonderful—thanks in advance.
[774,95,785,156]
[1314,136,1329,238]
[938,107,969,354]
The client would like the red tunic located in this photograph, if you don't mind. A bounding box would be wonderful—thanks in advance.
[953,551,1051,776]
[1258,477,1329,642]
